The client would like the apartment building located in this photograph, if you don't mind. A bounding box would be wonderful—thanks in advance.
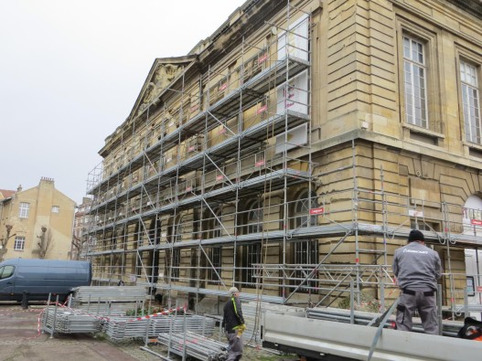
[85,0,482,312]
[0,177,76,261]
[71,197,93,260]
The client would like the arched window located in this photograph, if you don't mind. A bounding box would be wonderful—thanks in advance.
[463,195,482,236]
[294,191,318,228]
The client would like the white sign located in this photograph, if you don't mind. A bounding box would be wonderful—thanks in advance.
[277,14,309,61]
[276,70,308,114]
[408,209,424,217]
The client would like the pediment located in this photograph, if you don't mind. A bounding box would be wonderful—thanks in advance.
[129,56,196,120]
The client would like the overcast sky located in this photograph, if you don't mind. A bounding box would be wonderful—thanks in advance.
[0,0,246,205]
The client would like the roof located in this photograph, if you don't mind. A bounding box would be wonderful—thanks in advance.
[0,189,16,200]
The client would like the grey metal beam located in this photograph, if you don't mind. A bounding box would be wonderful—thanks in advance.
[263,312,481,361]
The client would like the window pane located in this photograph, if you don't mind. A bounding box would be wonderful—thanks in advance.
[0,266,14,279]
[14,237,25,251]
[19,203,29,218]
[207,247,222,283]
[403,36,428,128]
[172,249,180,280]
[461,61,481,144]
[403,37,411,58]
[247,202,263,234]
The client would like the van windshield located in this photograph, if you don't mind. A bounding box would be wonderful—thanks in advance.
[0,265,14,279]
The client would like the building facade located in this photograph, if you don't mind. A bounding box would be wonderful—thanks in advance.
[85,0,482,311]
[71,197,93,260]
[0,178,76,261]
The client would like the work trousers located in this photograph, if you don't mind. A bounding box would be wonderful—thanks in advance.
[226,332,243,361]
[396,288,438,334]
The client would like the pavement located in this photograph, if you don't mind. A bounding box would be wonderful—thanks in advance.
[0,302,299,361]
[0,302,162,361]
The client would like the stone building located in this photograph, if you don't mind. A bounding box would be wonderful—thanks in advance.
[71,197,93,260]
[85,0,482,312]
[0,178,75,261]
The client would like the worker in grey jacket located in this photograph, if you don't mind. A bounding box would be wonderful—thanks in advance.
[392,229,442,334]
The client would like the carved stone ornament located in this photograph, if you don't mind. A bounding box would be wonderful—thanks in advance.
[139,64,182,113]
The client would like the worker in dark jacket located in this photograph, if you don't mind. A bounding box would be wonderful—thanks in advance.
[222,287,246,361]
[392,229,442,334]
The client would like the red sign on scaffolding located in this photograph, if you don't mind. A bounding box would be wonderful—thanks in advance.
[219,82,228,91]
[257,104,268,114]
[471,219,482,226]
[258,53,268,64]
[309,207,324,215]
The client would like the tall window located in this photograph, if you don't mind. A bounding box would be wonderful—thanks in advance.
[247,200,263,234]
[461,60,481,144]
[135,253,143,277]
[14,237,25,251]
[170,219,183,280]
[293,191,319,291]
[171,248,181,280]
[294,192,318,228]
[241,242,261,288]
[207,246,222,284]
[403,35,428,128]
[19,202,30,219]
[211,209,222,238]
[205,210,222,284]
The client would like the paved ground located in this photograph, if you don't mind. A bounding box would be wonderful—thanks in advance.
[0,303,298,361]
[0,303,154,361]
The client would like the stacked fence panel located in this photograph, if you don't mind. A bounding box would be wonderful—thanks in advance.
[157,331,227,361]
[42,306,102,334]
[103,314,216,342]
[69,286,147,315]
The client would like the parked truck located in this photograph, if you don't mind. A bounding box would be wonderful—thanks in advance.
[262,310,482,361]
[465,249,482,320]
[0,258,91,302]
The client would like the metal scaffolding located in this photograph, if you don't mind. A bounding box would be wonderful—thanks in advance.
[82,0,482,321]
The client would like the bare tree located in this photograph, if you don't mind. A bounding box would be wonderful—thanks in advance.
[71,234,87,260]
[0,225,15,262]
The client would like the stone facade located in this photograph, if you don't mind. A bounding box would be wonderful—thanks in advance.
[85,0,482,309]
[0,178,76,261]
